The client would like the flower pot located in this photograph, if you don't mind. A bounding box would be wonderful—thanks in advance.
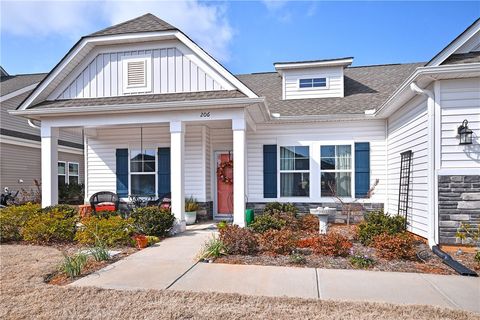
[133,235,148,249]
[185,211,197,225]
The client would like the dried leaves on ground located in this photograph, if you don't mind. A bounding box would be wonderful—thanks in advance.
[0,244,478,320]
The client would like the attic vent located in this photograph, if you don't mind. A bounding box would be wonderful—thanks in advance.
[127,61,146,87]
[122,54,152,94]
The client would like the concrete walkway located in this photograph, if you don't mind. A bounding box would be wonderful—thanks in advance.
[72,227,480,313]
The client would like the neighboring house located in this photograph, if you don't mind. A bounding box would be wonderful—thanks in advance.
[1,69,84,200]
[10,14,479,245]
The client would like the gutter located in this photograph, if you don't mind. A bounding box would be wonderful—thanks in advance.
[10,97,265,118]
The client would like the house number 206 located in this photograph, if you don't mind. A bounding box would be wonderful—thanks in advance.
[200,112,211,117]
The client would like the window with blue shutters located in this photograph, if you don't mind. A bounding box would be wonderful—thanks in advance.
[320,145,352,197]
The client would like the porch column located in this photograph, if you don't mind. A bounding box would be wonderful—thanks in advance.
[170,121,186,232]
[232,118,246,227]
[41,126,59,208]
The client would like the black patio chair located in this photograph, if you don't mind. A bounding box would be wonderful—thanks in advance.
[89,191,120,214]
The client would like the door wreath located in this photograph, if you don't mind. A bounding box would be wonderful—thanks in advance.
[217,160,233,184]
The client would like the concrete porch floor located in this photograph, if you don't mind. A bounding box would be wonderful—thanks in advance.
[71,225,480,313]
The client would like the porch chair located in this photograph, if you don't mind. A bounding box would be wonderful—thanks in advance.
[89,191,120,214]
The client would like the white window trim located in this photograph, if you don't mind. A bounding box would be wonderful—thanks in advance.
[68,162,80,184]
[122,54,152,94]
[128,148,158,198]
[298,77,329,91]
[319,143,355,198]
[278,145,311,198]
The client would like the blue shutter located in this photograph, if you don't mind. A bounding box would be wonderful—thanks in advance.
[263,145,277,198]
[116,149,129,198]
[157,147,171,197]
[355,142,370,198]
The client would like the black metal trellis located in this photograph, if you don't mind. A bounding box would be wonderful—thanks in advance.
[398,150,412,228]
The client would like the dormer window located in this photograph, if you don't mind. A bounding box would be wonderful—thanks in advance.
[123,54,152,94]
[299,78,327,89]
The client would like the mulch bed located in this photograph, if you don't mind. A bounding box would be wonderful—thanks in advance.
[216,225,480,275]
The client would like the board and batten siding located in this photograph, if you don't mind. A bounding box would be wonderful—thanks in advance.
[386,95,429,238]
[0,142,84,191]
[245,120,387,203]
[439,77,480,169]
[56,47,225,100]
[86,125,210,201]
[283,66,344,100]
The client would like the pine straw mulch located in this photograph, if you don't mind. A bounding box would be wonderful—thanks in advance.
[1,244,478,320]
[216,225,480,275]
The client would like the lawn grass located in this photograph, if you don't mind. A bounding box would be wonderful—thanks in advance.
[0,244,477,320]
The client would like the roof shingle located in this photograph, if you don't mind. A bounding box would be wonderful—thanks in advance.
[89,13,177,37]
[0,73,47,97]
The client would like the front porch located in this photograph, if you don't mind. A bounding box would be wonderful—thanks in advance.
[40,108,254,228]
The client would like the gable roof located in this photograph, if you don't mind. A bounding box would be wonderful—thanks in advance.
[237,62,423,117]
[89,13,177,37]
[1,73,46,97]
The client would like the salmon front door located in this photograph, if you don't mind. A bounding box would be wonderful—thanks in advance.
[216,152,233,215]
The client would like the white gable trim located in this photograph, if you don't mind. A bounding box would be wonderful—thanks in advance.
[427,19,480,67]
[19,30,257,110]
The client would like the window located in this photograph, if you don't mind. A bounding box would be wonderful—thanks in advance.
[68,162,79,185]
[280,146,309,197]
[320,145,352,197]
[299,77,327,89]
[122,55,152,94]
[58,162,66,186]
[130,149,156,196]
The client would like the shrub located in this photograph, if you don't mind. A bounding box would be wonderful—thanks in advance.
[300,214,319,233]
[75,216,134,246]
[372,232,417,260]
[219,225,258,255]
[130,206,175,237]
[258,229,296,255]
[349,254,375,269]
[475,251,480,263]
[62,253,88,279]
[42,204,78,218]
[358,210,406,245]
[249,214,286,233]
[274,212,300,231]
[198,235,227,260]
[146,236,160,246]
[185,196,200,212]
[217,220,228,230]
[263,202,298,215]
[22,209,77,243]
[289,252,307,265]
[298,233,352,257]
[0,203,41,242]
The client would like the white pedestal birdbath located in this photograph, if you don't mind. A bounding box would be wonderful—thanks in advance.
[309,207,336,234]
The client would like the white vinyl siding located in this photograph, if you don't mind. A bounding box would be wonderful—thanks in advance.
[439,77,480,169]
[86,125,210,202]
[56,47,225,99]
[283,66,344,100]
[386,95,429,238]
[246,120,386,203]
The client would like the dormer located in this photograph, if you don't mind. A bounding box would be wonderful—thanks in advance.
[274,57,353,100]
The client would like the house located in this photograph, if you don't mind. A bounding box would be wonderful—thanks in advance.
[1,68,84,201]
[10,14,479,245]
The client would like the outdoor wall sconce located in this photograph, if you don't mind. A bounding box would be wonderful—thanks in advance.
[458,119,473,145]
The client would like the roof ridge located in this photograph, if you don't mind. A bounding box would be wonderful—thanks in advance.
[88,13,176,37]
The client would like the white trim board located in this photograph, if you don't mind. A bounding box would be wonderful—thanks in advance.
[0,134,84,155]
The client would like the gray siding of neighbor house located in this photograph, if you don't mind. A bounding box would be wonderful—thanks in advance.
[0,142,84,194]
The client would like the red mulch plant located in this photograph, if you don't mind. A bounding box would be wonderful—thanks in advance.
[219,225,258,255]
[258,229,296,255]
[297,233,353,257]
[372,232,417,261]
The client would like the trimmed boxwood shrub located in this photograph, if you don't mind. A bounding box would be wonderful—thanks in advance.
[358,210,406,245]
[22,208,77,244]
[75,216,134,246]
[0,203,41,242]
[263,202,298,215]
[249,214,286,234]
[130,206,175,237]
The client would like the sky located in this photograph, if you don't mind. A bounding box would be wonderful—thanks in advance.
[0,1,479,75]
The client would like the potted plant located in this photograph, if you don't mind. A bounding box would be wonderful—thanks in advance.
[185,196,199,225]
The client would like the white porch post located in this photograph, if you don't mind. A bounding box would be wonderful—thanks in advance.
[41,126,59,208]
[232,118,246,227]
[170,121,186,232]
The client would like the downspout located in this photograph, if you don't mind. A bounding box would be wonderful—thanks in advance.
[409,82,437,248]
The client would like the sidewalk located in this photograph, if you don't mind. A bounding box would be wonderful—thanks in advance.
[72,228,480,313]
